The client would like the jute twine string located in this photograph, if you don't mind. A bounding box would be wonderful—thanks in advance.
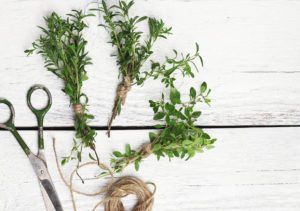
[73,103,84,115]
[140,143,153,158]
[101,176,156,211]
[53,139,156,211]
[107,76,132,137]
[117,76,132,105]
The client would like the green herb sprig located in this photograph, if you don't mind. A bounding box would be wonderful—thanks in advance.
[140,43,203,88]
[110,82,216,173]
[97,0,172,136]
[25,10,99,164]
[97,0,204,137]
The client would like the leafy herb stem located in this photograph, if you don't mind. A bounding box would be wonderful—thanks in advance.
[25,10,99,165]
[96,0,172,136]
[108,80,216,173]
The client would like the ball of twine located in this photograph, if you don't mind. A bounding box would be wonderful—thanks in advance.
[53,139,156,211]
[101,176,156,211]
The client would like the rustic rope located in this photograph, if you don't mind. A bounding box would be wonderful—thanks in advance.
[117,75,132,105]
[140,143,153,157]
[53,139,156,211]
[107,75,132,137]
[72,103,84,115]
[96,177,156,211]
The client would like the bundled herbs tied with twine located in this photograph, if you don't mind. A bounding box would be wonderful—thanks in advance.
[97,0,172,136]
[98,0,203,136]
[93,0,215,174]
[25,10,100,165]
[110,81,216,173]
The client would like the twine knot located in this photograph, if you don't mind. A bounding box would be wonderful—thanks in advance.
[73,103,84,115]
[107,75,132,137]
[117,75,132,105]
[141,143,153,157]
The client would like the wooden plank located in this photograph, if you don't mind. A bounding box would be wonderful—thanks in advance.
[0,128,299,210]
[0,0,299,126]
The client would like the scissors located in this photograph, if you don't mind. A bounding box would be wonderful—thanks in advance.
[0,85,63,211]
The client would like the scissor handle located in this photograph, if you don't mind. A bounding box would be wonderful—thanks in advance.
[0,98,31,155]
[27,85,52,121]
[27,85,52,150]
[0,98,15,130]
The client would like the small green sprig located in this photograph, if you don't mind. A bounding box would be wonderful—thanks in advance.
[25,10,99,164]
[97,0,172,136]
[139,43,203,87]
[110,82,216,173]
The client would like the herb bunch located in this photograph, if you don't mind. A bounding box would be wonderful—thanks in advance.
[25,10,99,164]
[98,0,172,136]
[110,82,216,173]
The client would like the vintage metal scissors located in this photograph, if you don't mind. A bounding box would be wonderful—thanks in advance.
[0,85,63,211]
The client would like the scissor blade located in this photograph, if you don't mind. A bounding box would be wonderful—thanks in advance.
[39,179,64,211]
[28,152,64,211]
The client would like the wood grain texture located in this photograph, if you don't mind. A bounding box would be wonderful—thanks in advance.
[0,128,299,211]
[0,0,299,126]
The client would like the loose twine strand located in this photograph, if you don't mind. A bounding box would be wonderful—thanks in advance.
[53,139,156,211]
[107,76,132,137]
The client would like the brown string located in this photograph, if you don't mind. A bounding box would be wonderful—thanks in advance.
[107,75,132,137]
[99,177,156,211]
[140,143,153,158]
[73,103,84,115]
[53,139,156,211]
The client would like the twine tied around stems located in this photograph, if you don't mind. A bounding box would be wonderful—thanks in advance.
[107,75,132,137]
[141,143,153,158]
[72,103,84,115]
[53,139,156,211]
[117,75,132,105]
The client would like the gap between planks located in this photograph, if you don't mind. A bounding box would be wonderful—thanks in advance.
[0,125,300,131]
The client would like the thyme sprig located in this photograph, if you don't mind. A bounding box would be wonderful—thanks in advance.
[97,0,172,136]
[110,82,216,173]
[140,43,203,88]
[25,10,99,164]
[98,0,204,137]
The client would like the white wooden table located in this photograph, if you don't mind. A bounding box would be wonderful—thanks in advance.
[0,0,300,210]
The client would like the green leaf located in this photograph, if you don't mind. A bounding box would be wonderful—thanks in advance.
[61,158,67,165]
[77,152,82,162]
[153,112,165,120]
[82,74,89,81]
[136,16,148,23]
[190,87,196,99]
[149,132,157,142]
[113,151,123,157]
[89,153,96,161]
[125,144,131,156]
[195,42,199,52]
[182,140,193,146]
[192,111,201,118]
[170,88,181,104]
[117,98,122,115]
[202,133,211,139]
[154,124,164,129]
[152,144,161,152]
[134,160,140,171]
[200,82,207,93]
[206,144,215,150]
